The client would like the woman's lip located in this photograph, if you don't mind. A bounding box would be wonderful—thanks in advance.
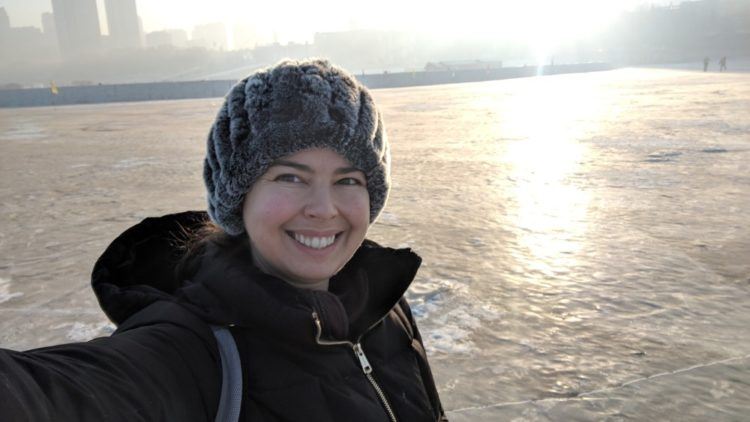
[286,230,342,237]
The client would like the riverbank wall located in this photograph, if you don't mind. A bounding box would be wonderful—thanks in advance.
[0,63,612,108]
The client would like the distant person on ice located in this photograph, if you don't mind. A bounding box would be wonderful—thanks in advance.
[703,56,710,72]
[0,59,447,421]
[720,56,727,72]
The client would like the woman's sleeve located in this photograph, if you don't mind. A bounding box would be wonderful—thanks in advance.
[0,301,222,422]
[397,297,449,422]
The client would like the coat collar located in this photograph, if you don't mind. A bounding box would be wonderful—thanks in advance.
[92,211,422,346]
[177,237,422,345]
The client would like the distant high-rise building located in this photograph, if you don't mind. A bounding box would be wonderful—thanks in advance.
[0,8,59,64]
[9,27,45,49]
[51,0,101,59]
[104,0,141,49]
[41,12,56,36]
[41,12,59,58]
[137,16,144,46]
[0,7,10,32]
[0,7,10,61]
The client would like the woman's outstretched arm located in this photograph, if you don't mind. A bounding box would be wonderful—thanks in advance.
[0,301,221,422]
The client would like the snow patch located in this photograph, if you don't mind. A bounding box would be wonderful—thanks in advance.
[0,277,23,304]
[63,322,115,342]
[425,307,482,354]
[408,277,499,355]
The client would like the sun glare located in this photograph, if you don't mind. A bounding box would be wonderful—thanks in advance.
[495,73,608,282]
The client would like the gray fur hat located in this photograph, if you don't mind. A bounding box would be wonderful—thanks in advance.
[204,58,390,235]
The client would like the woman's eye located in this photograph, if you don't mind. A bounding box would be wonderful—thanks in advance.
[337,177,364,186]
[274,174,303,183]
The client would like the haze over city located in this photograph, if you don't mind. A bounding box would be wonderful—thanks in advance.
[4,0,679,46]
[1,0,748,88]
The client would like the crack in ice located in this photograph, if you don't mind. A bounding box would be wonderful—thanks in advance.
[447,353,750,414]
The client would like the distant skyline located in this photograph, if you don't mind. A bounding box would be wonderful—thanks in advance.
[2,0,684,47]
[3,0,747,87]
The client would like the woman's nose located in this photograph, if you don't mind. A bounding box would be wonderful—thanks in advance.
[304,186,338,219]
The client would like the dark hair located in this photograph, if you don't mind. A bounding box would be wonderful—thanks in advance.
[174,220,247,282]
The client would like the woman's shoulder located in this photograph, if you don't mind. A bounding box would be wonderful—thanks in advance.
[115,299,216,339]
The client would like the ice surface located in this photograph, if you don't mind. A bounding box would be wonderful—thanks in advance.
[2,68,749,420]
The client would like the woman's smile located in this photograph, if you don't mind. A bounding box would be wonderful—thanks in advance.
[288,231,339,250]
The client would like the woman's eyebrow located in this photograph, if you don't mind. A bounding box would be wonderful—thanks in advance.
[270,160,362,175]
[334,166,363,175]
[271,160,312,172]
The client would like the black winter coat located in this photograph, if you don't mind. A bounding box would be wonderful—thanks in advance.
[0,211,447,421]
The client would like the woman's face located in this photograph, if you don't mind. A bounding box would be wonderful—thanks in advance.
[242,148,370,290]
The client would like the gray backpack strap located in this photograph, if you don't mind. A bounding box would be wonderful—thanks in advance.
[211,326,243,422]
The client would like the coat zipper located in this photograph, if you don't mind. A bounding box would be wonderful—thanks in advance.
[312,312,399,422]
[353,342,398,422]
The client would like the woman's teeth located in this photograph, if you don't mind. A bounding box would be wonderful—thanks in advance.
[293,233,336,249]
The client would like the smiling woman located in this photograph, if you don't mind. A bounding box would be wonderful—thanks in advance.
[0,59,447,421]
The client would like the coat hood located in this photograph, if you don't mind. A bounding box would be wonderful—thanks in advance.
[92,211,422,343]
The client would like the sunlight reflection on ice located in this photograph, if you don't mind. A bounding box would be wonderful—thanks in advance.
[501,76,599,282]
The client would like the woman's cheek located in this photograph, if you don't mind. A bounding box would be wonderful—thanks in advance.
[262,190,302,215]
[343,190,370,219]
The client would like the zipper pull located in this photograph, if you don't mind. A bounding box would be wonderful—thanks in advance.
[352,343,373,374]
[312,312,323,343]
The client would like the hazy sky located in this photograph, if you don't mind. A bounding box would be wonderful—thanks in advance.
[2,0,682,46]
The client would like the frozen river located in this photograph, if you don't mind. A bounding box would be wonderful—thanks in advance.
[1,68,749,420]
